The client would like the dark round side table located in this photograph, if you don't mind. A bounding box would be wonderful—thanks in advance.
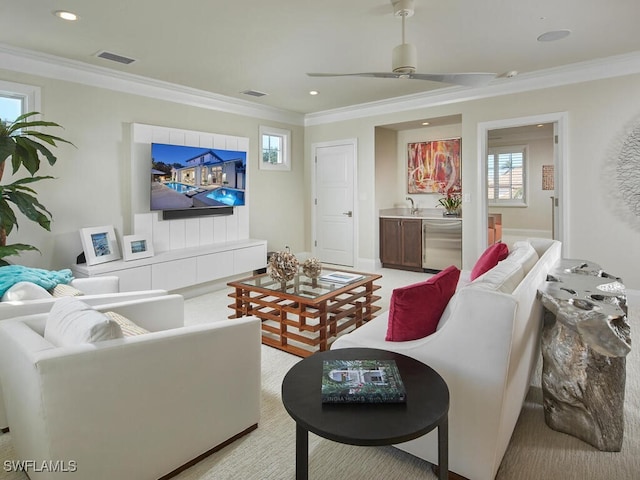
[281,347,449,480]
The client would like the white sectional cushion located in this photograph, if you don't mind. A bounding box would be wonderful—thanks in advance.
[470,259,525,294]
[2,282,52,302]
[507,241,539,275]
[44,297,123,347]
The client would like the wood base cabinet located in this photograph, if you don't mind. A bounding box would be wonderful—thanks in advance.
[380,218,423,271]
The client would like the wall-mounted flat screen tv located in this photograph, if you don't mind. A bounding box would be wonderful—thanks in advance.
[150,143,247,218]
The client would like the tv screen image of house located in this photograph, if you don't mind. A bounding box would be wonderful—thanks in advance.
[150,143,247,211]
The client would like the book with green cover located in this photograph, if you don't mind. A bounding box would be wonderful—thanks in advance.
[321,359,407,403]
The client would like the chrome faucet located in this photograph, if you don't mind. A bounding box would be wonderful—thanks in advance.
[406,196,418,215]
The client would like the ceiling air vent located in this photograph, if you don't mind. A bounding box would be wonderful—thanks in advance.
[94,50,137,65]
[240,89,268,98]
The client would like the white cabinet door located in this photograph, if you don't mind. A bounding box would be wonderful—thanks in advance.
[152,258,197,291]
[197,252,234,284]
[234,245,267,274]
[115,266,152,292]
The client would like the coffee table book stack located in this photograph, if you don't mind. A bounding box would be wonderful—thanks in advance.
[321,359,407,403]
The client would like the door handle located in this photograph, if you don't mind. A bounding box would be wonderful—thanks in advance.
[342,211,353,217]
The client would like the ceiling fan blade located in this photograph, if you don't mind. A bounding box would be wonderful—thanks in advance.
[307,72,399,78]
[409,72,496,87]
[307,72,495,86]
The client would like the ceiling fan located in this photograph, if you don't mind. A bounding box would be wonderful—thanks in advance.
[307,0,495,88]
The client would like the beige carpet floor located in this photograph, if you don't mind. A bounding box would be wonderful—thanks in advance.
[0,274,638,480]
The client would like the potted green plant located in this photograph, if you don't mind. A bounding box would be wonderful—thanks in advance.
[0,112,74,266]
[437,187,462,216]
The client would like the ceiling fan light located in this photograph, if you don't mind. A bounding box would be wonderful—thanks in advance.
[392,43,417,74]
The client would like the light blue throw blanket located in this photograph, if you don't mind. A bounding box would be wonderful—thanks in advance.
[0,266,74,298]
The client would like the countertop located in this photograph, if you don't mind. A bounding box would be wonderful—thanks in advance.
[379,208,462,221]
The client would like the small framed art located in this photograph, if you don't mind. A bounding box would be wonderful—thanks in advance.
[122,234,154,261]
[79,225,121,266]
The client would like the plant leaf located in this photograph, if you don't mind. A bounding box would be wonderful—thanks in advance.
[0,136,16,164]
[12,138,40,175]
[21,131,74,148]
[5,190,52,231]
[16,136,57,168]
[0,244,40,265]
[0,197,18,234]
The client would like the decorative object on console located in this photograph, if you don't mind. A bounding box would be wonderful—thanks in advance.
[385,265,460,342]
[407,138,461,194]
[79,225,121,266]
[122,234,154,261]
[301,257,322,279]
[267,249,299,288]
[0,112,74,266]
[470,242,509,280]
[537,259,630,451]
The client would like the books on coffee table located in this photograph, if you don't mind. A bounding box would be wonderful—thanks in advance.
[321,359,407,403]
[319,271,364,284]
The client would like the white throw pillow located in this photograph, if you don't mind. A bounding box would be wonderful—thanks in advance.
[507,241,539,275]
[44,297,123,347]
[470,259,525,294]
[2,282,53,302]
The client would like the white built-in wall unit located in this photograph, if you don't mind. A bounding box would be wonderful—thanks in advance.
[72,123,267,293]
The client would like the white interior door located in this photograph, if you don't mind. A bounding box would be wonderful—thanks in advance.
[314,141,356,267]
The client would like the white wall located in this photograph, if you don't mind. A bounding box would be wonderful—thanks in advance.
[0,68,305,270]
[305,73,640,289]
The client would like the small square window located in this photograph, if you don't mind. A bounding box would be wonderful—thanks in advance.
[259,126,291,171]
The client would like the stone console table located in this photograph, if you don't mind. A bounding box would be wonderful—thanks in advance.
[536,259,630,451]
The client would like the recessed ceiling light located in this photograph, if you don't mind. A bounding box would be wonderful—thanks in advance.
[53,10,79,21]
[422,122,430,126]
[537,124,545,128]
[537,29,571,42]
[309,90,319,96]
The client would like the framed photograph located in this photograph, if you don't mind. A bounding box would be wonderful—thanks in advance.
[80,225,121,266]
[407,138,461,194]
[122,234,154,261]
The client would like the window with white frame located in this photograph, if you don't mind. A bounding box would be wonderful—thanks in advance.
[259,125,291,171]
[487,145,527,206]
[0,80,40,124]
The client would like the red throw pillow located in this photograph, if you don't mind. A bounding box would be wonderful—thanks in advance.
[470,242,509,280]
[385,265,461,342]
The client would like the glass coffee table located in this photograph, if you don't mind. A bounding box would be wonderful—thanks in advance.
[228,271,381,357]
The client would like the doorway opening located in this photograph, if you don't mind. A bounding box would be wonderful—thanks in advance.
[478,112,568,254]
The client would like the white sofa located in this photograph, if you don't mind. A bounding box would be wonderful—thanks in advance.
[0,276,168,429]
[0,295,261,480]
[332,238,562,480]
[0,276,168,320]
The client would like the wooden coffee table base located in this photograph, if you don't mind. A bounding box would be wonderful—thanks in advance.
[228,273,381,357]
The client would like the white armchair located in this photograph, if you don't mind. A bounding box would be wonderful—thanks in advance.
[0,295,261,480]
[0,276,168,321]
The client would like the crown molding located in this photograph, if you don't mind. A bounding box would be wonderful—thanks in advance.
[2,43,640,129]
[304,51,640,126]
[0,43,305,126]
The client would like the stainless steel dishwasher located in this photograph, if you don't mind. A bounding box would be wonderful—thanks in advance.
[422,218,462,270]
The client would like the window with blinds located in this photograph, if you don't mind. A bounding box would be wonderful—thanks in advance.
[487,145,527,205]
